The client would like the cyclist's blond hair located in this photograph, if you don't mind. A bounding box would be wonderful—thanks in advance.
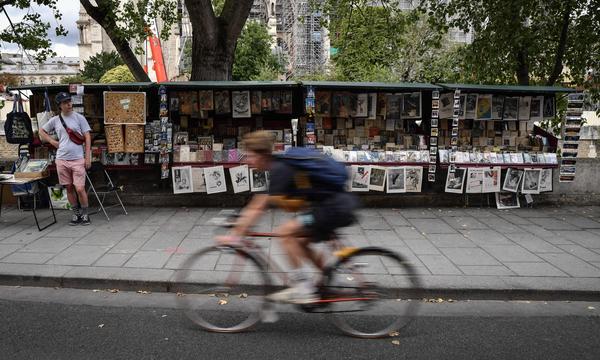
[243,130,274,155]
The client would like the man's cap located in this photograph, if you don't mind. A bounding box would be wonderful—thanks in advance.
[55,92,72,104]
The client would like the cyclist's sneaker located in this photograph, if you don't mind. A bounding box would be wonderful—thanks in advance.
[267,283,318,304]
[69,214,81,226]
[80,214,91,226]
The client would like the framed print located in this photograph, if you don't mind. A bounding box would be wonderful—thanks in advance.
[518,96,531,120]
[386,94,402,120]
[522,168,542,194]
[539,168,553,192]
[250,168,269,192]
[369,166,386,191]
[232,91,251,118]
[439,92,454,119]
[402,92,421,119]
[476,94,492,120]
[316,91,331,115]
[431,109,439,119]
[356,93,369,117]
[432,90,440,99]
[543,96,555,118]
[172,166,194,194]
[483,166,501,193]
[367,92,377,119]
[530,96,543,121]
[405,167,423,192]
[431,128,439,137]
[191,167,206,193]
[214,90,231,114]
[199,90,214,110]
[204,166,227,194]
[229,165,250,193]
[445,168,466,193]
[430,136,438,146]
[428,173,436,182]
[351,165,371,192]
[432,99,440,109]
[251,91,262,114]
[492,95,504,119]
[386,167,405,193]
[465,94,478,119]
[502,168,524,192]
[496,192,521,209]
[503,97,519,120]
[465,167,484,193]
[452,118,459,127]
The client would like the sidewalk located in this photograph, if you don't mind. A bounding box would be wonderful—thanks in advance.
[1,205,600,300]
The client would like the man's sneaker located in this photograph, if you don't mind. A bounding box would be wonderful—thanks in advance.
[69,214,81,226]
[267,284,319,304]
[80,214,91,226]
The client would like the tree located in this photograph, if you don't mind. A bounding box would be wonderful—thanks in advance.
[0,0,67,62]
[99,65,136,83]
[60,74,88,84]
[232,21,282,81]
[81,51,125,82]
[418,0,600,87]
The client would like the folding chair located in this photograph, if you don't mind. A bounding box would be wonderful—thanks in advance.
[86,162,127,221]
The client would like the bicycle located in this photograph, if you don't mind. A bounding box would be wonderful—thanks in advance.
[174,211,423,338]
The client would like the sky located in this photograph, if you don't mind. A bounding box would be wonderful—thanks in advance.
[0,0,80,57]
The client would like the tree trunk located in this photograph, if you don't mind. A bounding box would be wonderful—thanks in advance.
[546,3,572,86]
[190,28,235,80]
[516,48,530,85]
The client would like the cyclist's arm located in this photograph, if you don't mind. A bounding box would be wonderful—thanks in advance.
[230,194,270,237]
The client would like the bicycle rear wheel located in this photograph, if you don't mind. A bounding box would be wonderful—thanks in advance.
[173,245,271,333]
[323,247,423,338]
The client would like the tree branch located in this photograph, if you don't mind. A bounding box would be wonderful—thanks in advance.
[185,0,218,43]
[546,3,571,86]
[220,0,253,41]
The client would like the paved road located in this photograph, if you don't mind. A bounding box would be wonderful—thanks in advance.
[1,286,599,360]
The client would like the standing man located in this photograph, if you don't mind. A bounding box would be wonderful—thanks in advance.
[39,92,92,225]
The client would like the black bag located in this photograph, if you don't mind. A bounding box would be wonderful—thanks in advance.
[4,95,33,144]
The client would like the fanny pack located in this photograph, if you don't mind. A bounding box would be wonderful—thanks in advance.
[59,114,85,145]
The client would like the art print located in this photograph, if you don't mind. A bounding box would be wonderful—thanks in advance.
[386,167,405,193]
[191,167,206,193]
[530,96,543,121]
[518,96,531,120]
[539,168,553,192]
[543,96,555,118]
[232,91,251,118]
[351,165,371,192]
[402,92,421,119]
[251,91,262,114]
[445,168,466,193]
[405,166,423,192]
[356,93,369,117]
[204,166,227,194]
[476,95,492,120]
[250,168,269,192]
[483,167,501,193]
[368,93,377,119]
[172,166,194,194]
[521,168,542,194]
[465,167,484,193]
[465,94,478,119]
[492,95,504,119]
[439,93,454,119]
[502,168,524,192]
[369,166,386,191]
[229,165,250,193]
[503,97,519,120]
[316,91,331,115]
[496,192,520,209]
[386,94,402,120]
[214,90,230,114]
[199,90,214,110]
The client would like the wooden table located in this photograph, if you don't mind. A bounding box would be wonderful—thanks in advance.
[0,175,57,231]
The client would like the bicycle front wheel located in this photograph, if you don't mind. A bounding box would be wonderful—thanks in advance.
[173,245,270,333]
[323,247,423,338]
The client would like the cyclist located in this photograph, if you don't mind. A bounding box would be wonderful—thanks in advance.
[217,130,359,304]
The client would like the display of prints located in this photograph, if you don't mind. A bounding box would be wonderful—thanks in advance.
[214,90,230,114]
[475,94,492,120]
[521,168,542,194]
[530,96,543,121]
[465,168,484,193]
[229,165,250,193]
[104,92,146,124]
[385,167,405,193]
[405,167,423,192]
[483,167,501,193]
[496,192,520,209]
[518,96,531,120]
[492,95,504,119]
[356,93,368,117]
[539,168,553,192]
[198,90,214,110]
[105,125,125,153]
[250,168,269,192]
[445,168,466,193]
[503,97,519,120]
[231,91,251,118]
[402,92,421,119]
[386,94,402,120]
[172,166,194,194]
[465,94,477,119]
[316,91,331,115]
[502,168,524,192]
[543,96,555,118]
[191,167,206,192]
[439,93,454,119]
[204,166,227,194]
[368,166,386,191]
[351,165,371,192]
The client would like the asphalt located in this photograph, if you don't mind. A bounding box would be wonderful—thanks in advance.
[1,204,600,300]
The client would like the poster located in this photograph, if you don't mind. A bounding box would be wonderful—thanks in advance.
[229,165,250,193]
[351,165,371,192]
[232,91,251,118]
[172,166,194,194]
[445,168,466,193]
[502,168,524,193]
[386,167,405,193]
[405,167,423,192]
[369,166,386,192]
[204,166,227,194]
[191,167,206,193]
[250,168,269,192]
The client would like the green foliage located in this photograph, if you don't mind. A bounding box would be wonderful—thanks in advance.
[99,65,136,83]
[81,51,124,82]
[0,0,67,62]
[232,21,282,81]
[60,74,89,84]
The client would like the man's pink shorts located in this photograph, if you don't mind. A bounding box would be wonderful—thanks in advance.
[55,159,86,187]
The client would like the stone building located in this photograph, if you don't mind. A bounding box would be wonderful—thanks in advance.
[0,53,79,85]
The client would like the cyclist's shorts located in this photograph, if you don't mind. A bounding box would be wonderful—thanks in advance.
[297,192,359,242]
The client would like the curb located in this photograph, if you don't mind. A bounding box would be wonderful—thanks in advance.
[2,273,600,302]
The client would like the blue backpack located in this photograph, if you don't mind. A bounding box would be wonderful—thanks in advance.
[277,147,348,193]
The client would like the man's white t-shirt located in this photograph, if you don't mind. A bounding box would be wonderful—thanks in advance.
[42,112,91,161]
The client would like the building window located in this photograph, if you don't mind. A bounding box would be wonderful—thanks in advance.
[20,78,25,85]
[51,78,56,84]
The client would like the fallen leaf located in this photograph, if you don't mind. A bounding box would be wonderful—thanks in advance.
[448,299,455,303]
[15,286,21,288]
[164,338,169,341]
[588,306,595,310]
[218,299,228,305]
[98,324,104,328]
[436,298,444,303]
[92,289,101,293]
[391,340,400,345]
[137,290,151,295]
[239,293,248,299]
[389,331,400,337]
[161,315,168,318]
[107,289,119,293]
[176,292,185,297]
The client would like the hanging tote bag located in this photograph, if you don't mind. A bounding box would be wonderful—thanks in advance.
[36,92,53,132]
[4,94,34,144]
